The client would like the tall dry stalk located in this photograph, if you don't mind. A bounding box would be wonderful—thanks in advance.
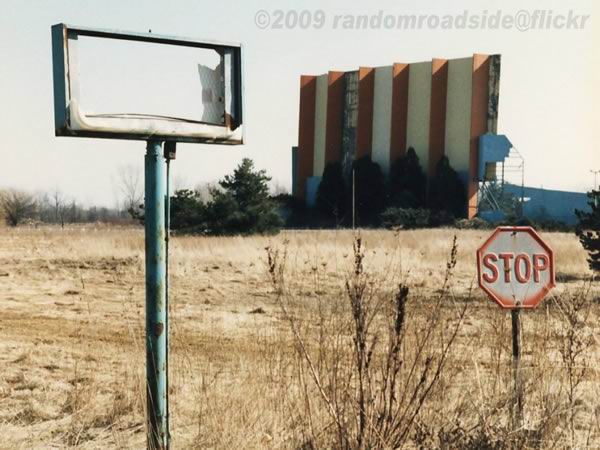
[267,234,467,448]
[553,282,595,446]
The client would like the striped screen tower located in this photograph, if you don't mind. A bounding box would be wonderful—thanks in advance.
[294,54,501,219]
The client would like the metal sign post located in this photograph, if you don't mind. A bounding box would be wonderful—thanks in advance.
[144,140,169,448]
[51,24,244,450]
[510,308,523,430]
[476,226,555,433]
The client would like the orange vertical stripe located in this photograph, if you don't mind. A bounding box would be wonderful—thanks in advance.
[297,75,317,200]
[469,54,490,218]
[356,67,375,159]
[428,58,449,178]
[325,71,345,164]
[389,63,410,165]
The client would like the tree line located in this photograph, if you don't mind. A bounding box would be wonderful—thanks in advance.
[314,148,467,228]
[0,159,281,233]
[0,189,131,227]
[2,154,598,275]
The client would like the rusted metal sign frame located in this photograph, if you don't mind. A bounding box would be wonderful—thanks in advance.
[51,23,247,448]
[476,226,556,309]
[51,23,244,144]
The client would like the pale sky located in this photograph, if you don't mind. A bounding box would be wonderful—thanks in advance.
[0,0,598,207]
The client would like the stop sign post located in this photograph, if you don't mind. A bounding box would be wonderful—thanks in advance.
[476,226,556,430]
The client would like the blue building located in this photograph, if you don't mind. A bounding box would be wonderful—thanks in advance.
[477,134,591,225]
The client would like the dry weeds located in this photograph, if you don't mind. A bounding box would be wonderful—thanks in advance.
[0,226,597,448]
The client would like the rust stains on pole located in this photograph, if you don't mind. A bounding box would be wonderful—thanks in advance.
[144,140,169,449]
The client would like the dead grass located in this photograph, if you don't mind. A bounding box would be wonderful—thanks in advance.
[0,225,597,448]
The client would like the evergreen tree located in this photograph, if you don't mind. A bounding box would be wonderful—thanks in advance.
[316,162,347,223]
[428,156,467,218]
[170,189,206,230]
[166,159,282,235]
[209,158,282,234]
[575,190,600,272]
[388,147,427,208]
[207,189,241,233]
[352,156,386,226]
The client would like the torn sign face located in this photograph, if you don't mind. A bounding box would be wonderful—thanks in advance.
[198,61,225,125]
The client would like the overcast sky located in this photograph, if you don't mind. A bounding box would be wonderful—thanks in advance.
[0,0,597,207]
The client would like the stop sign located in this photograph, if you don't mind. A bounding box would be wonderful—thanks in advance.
[477,226,555,309]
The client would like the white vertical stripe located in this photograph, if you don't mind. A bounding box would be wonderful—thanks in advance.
[406,61,432,171]
[444,57,473,178]
[371,66,393,174]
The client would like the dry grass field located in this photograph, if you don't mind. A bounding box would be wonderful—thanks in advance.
[0,226,598,449]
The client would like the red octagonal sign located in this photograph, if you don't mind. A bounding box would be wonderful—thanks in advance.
[477,226,556,309]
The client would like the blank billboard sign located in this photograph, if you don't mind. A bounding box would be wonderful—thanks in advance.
[52,24,244,144]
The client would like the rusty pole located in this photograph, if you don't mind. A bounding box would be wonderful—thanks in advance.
[511,308,524,432]
[352,168,356,230]
[144,140,169,449]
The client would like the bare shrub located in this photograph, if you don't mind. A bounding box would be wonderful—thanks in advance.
[267,235,468,448]
[553,283,595,446]
[0,189,37,226]
[116,164,144,219]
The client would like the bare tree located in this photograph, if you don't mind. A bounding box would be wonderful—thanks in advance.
[194,182,217,203]
[172,173,188,192]
[270,179,289,196]
[66,199,82,223]
[36,192,53,223]
[117,165,143,218]
[0,189,37,226]
[52,188,69,228]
